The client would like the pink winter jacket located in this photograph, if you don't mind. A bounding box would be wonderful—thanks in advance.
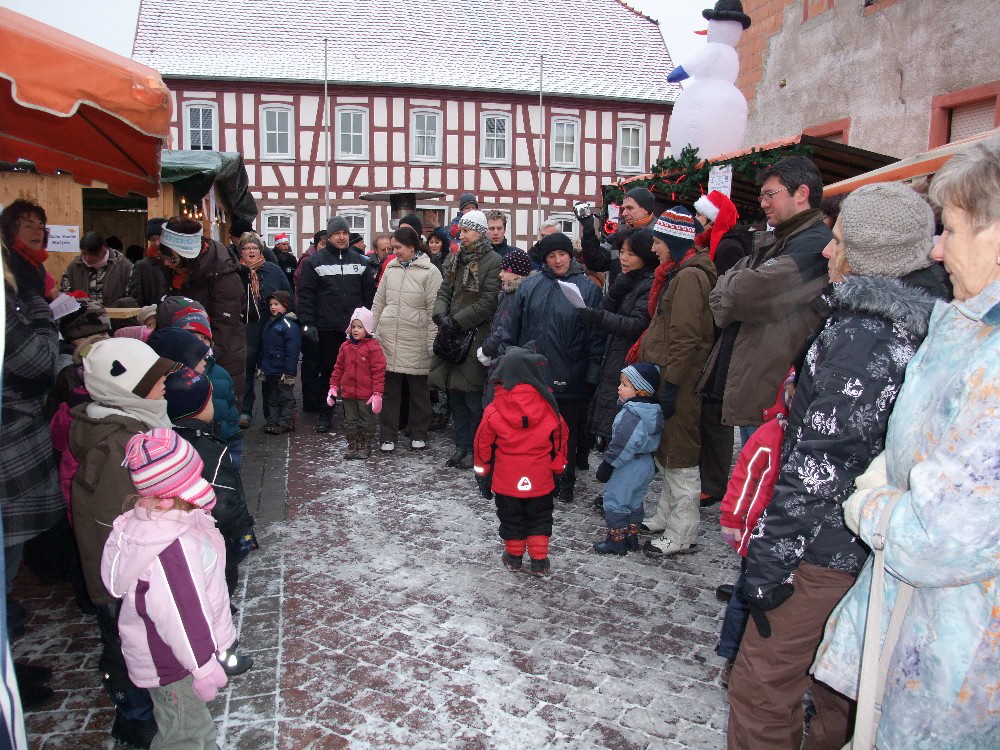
[101,506,237,688]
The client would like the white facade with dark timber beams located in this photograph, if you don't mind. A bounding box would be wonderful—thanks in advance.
[134,0,678,252]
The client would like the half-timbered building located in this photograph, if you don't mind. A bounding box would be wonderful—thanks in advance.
[133,0,676,252]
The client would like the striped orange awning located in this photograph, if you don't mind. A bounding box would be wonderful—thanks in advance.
[0,8,172,197]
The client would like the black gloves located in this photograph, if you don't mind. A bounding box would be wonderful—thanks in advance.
[302,325,319,344]
[607,272,639,303]
[578,306,602,327]
[595,460,614,483]
[475,474,492,500]
[746,583,794,638]
[433,313,457,331]
[658,382,679,420]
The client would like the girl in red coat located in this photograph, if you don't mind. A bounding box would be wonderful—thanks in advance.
[327,307,386,458]
[473,346,568,575]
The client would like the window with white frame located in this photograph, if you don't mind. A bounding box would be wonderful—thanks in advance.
[481,112,511,164]
[551,117,580,169]
[261,210,296,251]
[338,210,370,247]
[336,106,368,160]
[617,122,645,173]
[548,213,578,241]
[261,105,294,159]
[184,101,218,151]
[411,109,442,162]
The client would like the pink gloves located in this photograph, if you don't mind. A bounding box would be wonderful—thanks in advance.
[367,394,383,414]
[192,660,228,702]
[326,386,338,406]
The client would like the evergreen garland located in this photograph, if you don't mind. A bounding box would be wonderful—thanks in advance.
[602,143,815,223]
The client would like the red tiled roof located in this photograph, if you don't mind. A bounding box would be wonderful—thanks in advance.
[132,0,678,103]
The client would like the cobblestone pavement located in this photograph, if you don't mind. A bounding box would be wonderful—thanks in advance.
[15,410,740,749]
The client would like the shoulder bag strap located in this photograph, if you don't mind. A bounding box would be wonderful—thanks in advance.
[851,491,915,749]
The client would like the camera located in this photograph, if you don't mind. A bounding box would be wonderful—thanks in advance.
[573,201,593,220]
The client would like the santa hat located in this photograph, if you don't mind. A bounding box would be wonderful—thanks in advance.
[273,233,289,246]
[123,428,216,509]
[693,191,739,261]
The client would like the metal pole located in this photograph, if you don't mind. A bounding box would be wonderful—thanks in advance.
[536,55,544,238]
[324,38,331,224]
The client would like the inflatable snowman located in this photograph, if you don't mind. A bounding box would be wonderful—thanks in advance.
[665,0,752,160]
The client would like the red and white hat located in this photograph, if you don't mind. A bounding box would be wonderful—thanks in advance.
[693,190,739,261]
[123,428,216,509]
[273,233,290,246]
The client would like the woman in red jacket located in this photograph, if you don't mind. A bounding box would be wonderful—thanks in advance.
[473,347,568,576]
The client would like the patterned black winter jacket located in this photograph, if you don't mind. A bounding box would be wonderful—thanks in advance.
[743,273,947,600]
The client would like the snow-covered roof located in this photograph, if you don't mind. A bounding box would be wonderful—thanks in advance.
[132,0,678,103]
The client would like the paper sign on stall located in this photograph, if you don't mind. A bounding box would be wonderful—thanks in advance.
[47,225,80,252]
[557,280,586,309]
[707,165,733,197]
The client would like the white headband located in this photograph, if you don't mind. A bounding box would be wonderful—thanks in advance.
[160,226,203,259]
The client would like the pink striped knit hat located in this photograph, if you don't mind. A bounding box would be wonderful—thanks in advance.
[123,428,216,509]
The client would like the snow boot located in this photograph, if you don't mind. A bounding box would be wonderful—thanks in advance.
[502,539,525,572]
[594,513,629,555]
[558,475,575,503]
[361,433,373,458]
[526,534,550,575]
[344,433,362,460]
[626,524,641,552]
[593,526,628,555]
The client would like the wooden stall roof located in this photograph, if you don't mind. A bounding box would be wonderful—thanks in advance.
[823,128,1000,196]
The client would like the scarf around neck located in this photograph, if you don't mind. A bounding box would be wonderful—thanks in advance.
[13,238,48,268]
[451,235,492,294]
[241,254,266,303]
[625,246,699,365]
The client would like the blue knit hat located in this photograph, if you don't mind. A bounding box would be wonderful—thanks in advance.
[621,363,661,397]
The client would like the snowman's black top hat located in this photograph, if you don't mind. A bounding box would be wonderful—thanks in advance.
[703,0,752,29]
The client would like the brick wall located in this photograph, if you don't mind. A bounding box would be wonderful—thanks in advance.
[735,0,800,117]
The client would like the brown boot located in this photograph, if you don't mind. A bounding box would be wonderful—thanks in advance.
[360,433,373,458]
[344,433,362,460]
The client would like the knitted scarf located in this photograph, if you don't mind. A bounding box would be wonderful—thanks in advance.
[449,235,492,295]
[241,254,265,304]
[625,246,698,365]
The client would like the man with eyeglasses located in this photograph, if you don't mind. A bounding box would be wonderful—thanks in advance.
[700,155,831,439]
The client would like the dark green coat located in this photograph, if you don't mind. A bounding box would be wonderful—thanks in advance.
[429,243,502,392]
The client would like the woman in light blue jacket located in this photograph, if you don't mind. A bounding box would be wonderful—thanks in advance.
[812,137,1000,750]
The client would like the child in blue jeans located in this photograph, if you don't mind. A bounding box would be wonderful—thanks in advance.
[593,363,664,554]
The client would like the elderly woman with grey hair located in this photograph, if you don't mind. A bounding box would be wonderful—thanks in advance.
[811,137,1000,750]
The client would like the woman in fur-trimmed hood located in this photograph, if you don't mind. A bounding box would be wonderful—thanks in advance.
[727,182,951,750]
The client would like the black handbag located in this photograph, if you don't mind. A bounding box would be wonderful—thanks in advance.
[433,324,476,364]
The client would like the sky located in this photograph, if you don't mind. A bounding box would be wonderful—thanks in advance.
[2,0,708,70]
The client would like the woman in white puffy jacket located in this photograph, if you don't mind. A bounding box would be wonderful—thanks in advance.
[372,226,442,452]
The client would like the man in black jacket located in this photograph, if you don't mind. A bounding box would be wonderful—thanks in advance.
[297,215,377,431]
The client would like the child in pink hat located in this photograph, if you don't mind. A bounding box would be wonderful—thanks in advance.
[101,428,236,748]
[326,307,386,458]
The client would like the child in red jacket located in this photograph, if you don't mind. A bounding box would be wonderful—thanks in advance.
[326,307,387,459]
[715,369,793,685]
[473,347,568,576]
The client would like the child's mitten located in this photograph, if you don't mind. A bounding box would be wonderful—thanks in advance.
[192,660,228,702]
[367,394,382,414]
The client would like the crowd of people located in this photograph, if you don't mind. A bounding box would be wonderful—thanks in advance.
[1,138,998,749]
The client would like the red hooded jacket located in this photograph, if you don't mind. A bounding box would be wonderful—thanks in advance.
[473,383,568,498]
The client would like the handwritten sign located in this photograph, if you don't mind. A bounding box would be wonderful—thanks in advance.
[47,225,80,252]
[707,165,733,197]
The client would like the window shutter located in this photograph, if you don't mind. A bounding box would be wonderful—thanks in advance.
[949,100,996,142]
